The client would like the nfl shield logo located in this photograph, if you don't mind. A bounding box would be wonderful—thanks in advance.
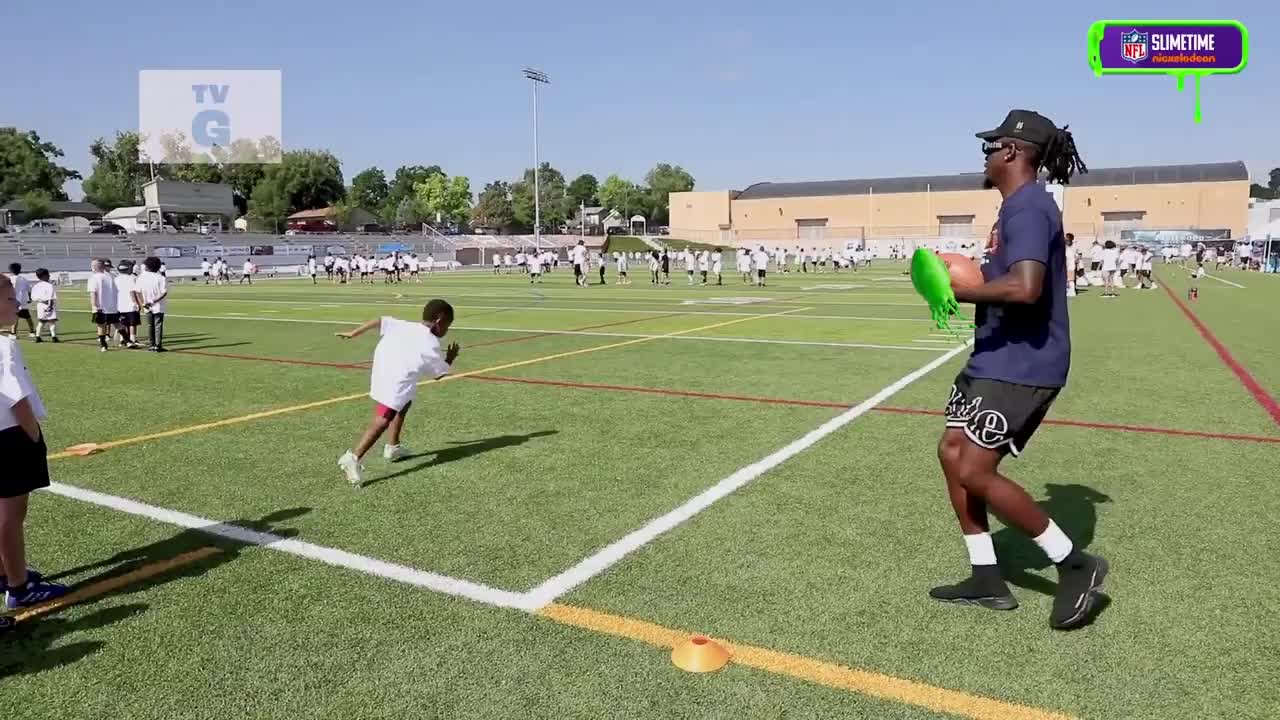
[1121,30,1148,63]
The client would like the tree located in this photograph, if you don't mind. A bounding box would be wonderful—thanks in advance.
[248,174,290,233]
[413,174,471,225]
[383,165,444,225]
[20,190,52,221]
[0,128,80,204]
[511,163,569,231]
[350,167,389,212]
[567,173,599,207]
[598,174,645,220]
[1250,183,1276,200]
[471,181,516,232]
[329,198,356,226]
[264,149,345,213]
[82,131,150,212]
[644,163,695,225]
[1270,168,1280,194]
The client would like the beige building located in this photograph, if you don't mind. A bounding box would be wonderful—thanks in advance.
[670,161,1249,250]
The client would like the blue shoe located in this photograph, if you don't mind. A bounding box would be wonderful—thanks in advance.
[5,576,68,610]
[0,569,42,594]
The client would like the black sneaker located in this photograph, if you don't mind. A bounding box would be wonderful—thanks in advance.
[929,568,1018,611]
[1050,552,1109,630]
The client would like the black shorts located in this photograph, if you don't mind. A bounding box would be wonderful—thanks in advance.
[574,265,583,277]
[0,425,50,498]
[92,311,119,325]
[757,269,766,279]
[1090,262,1101,271]
[17,308,30,320]
[944,373,1060,457]
[119,311,141,327]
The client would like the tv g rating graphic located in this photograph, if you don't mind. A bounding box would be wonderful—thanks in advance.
[1088,20,1248,123]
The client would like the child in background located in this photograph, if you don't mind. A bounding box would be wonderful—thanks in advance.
[29,269,58,343]
[0,274,69,611]
[334,300,461,487]
[4,264,35,339]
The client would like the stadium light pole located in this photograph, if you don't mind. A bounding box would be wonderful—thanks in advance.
[523,68,550,252]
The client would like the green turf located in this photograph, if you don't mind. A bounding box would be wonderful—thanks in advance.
[6,263,1279,719]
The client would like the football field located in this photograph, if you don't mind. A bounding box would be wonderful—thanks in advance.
[4,262,1279,719]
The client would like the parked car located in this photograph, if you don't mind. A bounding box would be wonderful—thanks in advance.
[355,223,388,234]
[16,219,60,234]
[287,219,338,233]
[90,222,128,235]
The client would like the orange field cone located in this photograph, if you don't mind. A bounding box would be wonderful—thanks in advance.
[671,635,730,673]
[64,443,102,456]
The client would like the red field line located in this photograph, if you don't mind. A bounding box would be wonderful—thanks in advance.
[465,312,685,349]
[874,406,1280,444]
[1158,275,1280,428]
[470,374,1280,445]
[467,374,852,409]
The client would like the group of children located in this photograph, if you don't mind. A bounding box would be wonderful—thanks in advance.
[3,259,170,352]
[317,252,430,285]
[1064,234,1224,301]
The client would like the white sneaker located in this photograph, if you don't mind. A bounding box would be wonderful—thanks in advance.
[338,451,365,486]
[383,444,410,462]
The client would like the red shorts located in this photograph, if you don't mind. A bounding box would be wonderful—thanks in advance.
[374,400,411,420]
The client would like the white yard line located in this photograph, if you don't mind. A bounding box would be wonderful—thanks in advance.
[1203,274,1245,288]
[62,306,929,323]
[57,310,941,352]
[520,341,973,609]
[44,482,536,610]
[912,339,957,345]
[162,294,926,310]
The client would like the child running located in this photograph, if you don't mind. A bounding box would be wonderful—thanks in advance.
[335,300,461,487]
[29,269,59,343]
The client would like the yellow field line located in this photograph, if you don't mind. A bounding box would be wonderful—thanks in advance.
[537,603,1075,720]
[9,547,223,622]
[49,308,808,460]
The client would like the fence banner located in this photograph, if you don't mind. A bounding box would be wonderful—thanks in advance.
[197,245,226,255]
[277,244,314,256]
[250,245,275,256]
[325,245,348,256]
[152,246,182,258]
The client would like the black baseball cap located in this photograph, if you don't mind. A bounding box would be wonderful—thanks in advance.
[976,109,1060,147]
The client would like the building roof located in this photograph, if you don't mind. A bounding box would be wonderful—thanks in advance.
[733,161,1249,200]
[288,208,335,220]
[0,199,104,215]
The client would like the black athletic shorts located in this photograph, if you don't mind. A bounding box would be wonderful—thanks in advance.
[0,425,50,498]
[17,308,30,320]
[757,269,766,279]
[119,311,141,327]
[944,373,1059,457]
[91,311,119,325]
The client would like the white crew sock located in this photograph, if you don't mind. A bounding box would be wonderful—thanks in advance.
[963,532,997,566]
[1033,521,1074,564]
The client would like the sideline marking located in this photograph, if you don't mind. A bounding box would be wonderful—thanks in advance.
[537,603,1074,720]
[1203,273,1245,288]
[40,483,533,610]
[49,308,809,459]
[1158,275,1280,427]
[521,341,972,609]
[11,547,223,622]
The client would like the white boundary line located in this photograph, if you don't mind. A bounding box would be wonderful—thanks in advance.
[1203,273,1245,288]
[43,482,536,610]
[60,310,942,351]
[520,340,972,609]
[139,294,927,310]
[62,307,931,324]
[59,310,943,352]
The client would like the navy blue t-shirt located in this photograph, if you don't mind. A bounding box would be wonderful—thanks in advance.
[963,182,1070,388]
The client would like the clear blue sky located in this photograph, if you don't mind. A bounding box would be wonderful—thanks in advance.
[2,0,1274,200]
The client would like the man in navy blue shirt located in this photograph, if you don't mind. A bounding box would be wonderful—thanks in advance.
[930,110,1108,630]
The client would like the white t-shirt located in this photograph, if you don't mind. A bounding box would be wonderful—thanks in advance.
[325,255,335,267]
[529,255,543,273]
[0,335,46,432]
[308,259,317,274]
[492,255,501,267]
[698,252,710,272]
[87,271,118,313]
[616,255,627,272]
[751,250,769,271]
[426,256,434,268]
[572,245,587,266]
[6,274,31,309]
[243,260,254,274]
[30,281,57,320]
[711,251,723,271]
[201,261,211,274]
[136,271,169,314]
[369,317,452,410]
[407,257,419,272]
[115,274,138,313]
[1100,248,1120,272]
[736,251,749,272]
[648,255,659,271]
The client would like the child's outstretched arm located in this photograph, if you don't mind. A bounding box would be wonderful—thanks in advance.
[335,318,380,340]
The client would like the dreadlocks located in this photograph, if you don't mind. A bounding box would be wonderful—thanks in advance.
[1036,125,1088,185]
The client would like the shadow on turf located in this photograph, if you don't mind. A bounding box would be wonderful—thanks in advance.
[994,483,1112,597]
[1,508,311,679]
[362,430,559,488]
